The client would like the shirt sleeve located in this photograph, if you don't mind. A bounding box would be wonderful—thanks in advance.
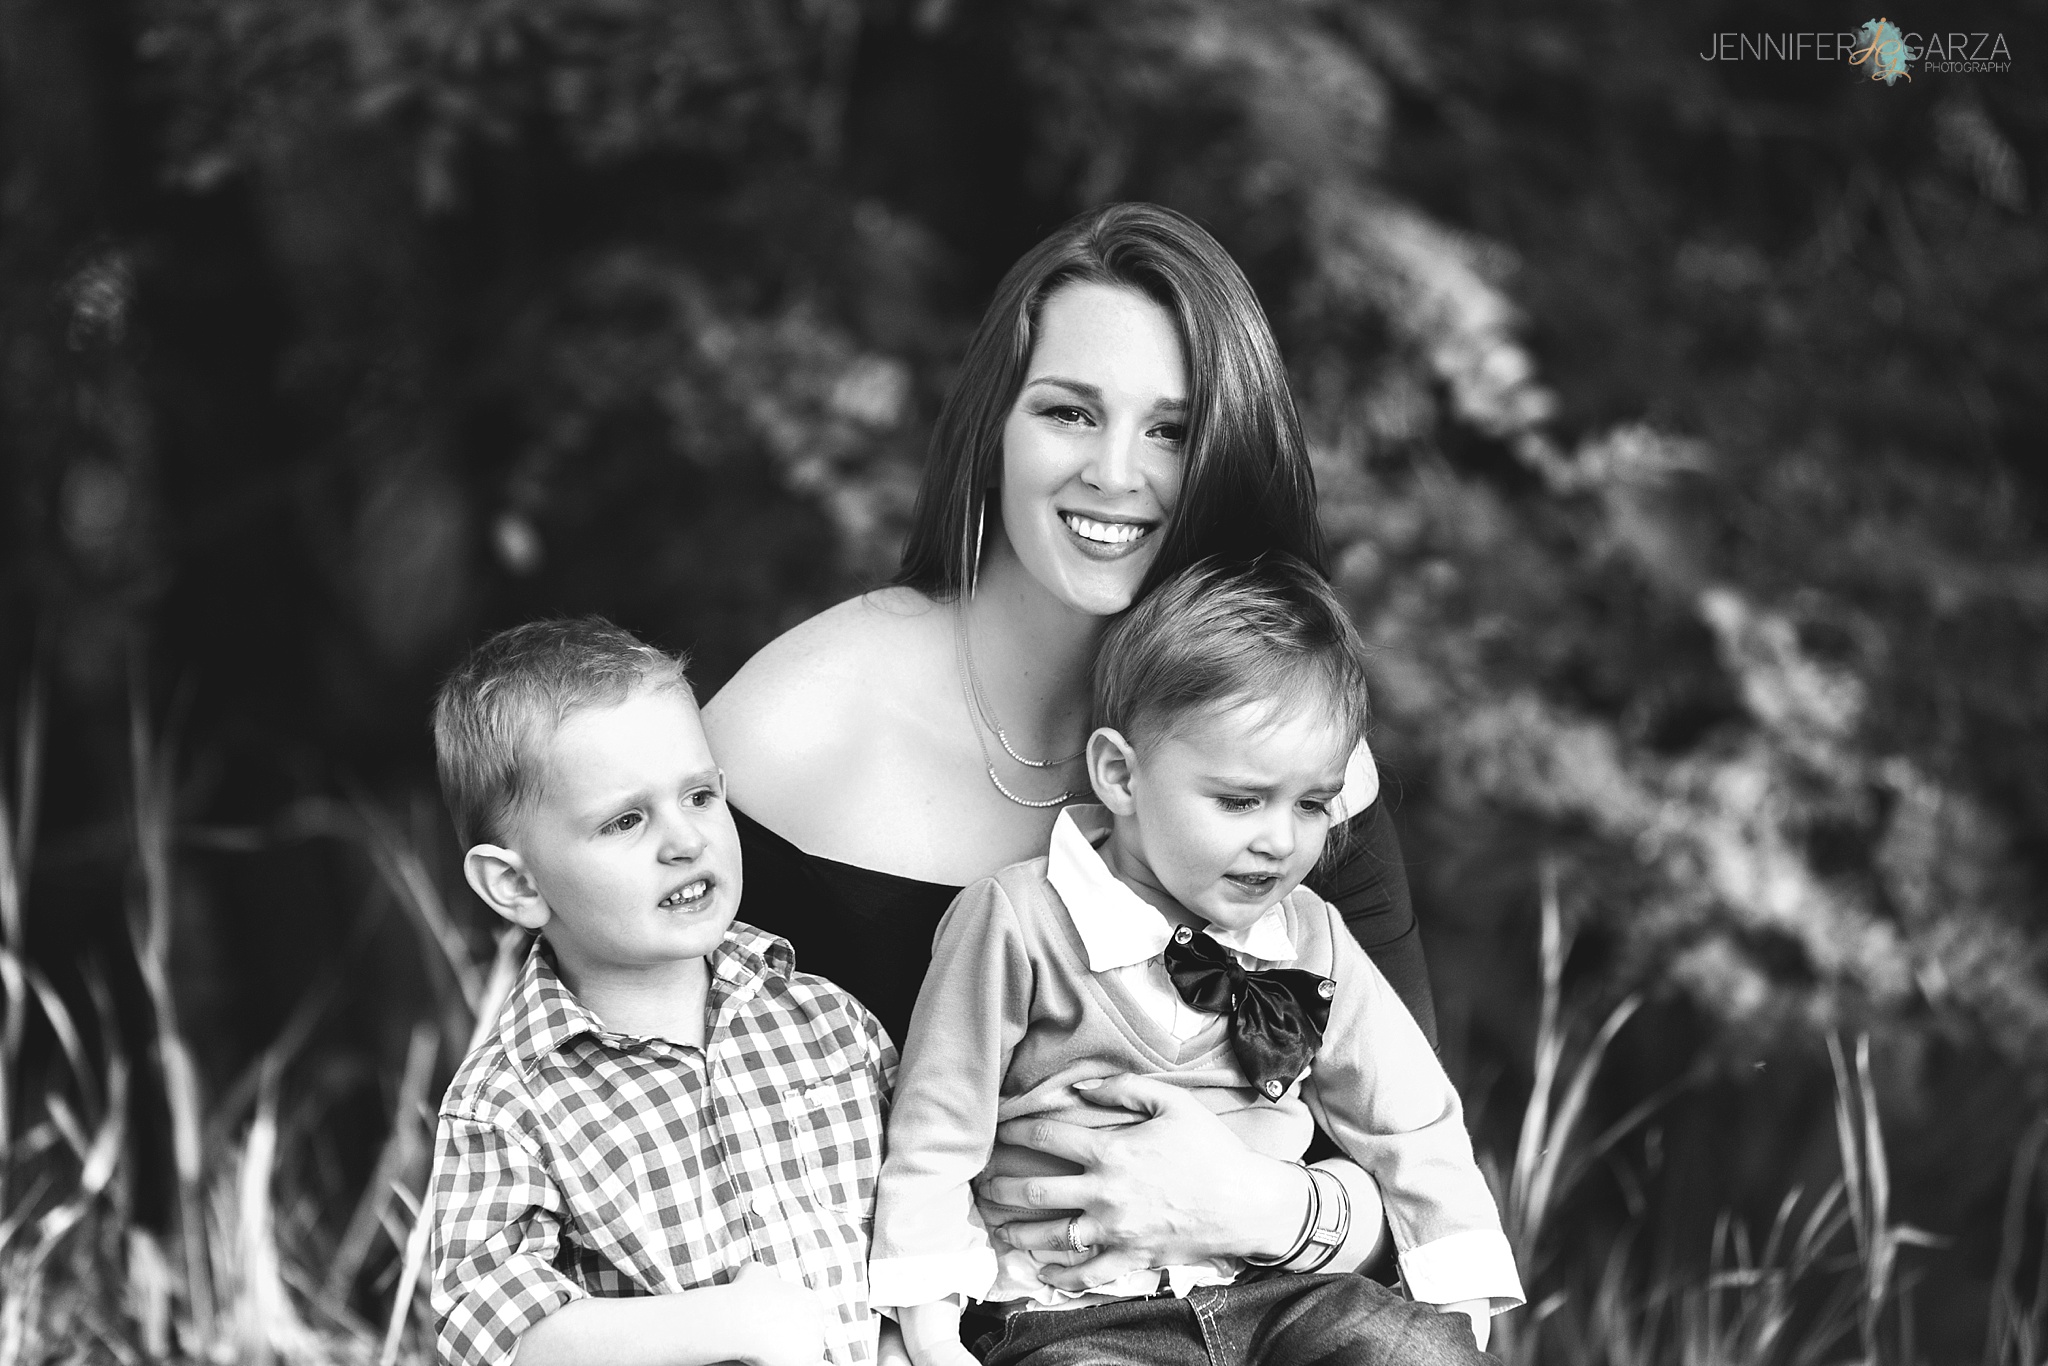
[1301,907,1524,1314]
[867,877,1033,1311]
[430,1111,587,1366]
[864,1004,900,1113]
[1305,795,1438,1050]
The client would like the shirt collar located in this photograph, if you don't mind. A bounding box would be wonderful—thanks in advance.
[1046,805,1296,972]
[500,923,796,1075]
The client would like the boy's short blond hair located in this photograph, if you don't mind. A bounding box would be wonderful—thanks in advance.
[432,617,691,848]
[1093,554,1370,754]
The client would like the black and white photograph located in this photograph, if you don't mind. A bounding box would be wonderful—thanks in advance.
[0,1,2042,1362]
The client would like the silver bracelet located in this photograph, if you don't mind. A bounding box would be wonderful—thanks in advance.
[1242,1162,1319,1267]
[1288,1166,1351,1272]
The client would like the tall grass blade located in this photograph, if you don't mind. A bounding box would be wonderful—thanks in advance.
[1986,1115,2048,1366]
[126,685,217,1340]
[325,1023,440,1307]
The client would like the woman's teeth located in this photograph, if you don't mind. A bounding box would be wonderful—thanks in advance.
[1062,513,1150,545]
[660,881,709,908]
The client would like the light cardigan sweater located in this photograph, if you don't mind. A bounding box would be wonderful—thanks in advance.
[869,807,1522,1316]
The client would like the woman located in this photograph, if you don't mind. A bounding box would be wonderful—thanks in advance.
[703,202,1432,1296]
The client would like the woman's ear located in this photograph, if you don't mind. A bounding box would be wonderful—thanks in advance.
[1087,726,1141,816]
[463,844,550,931]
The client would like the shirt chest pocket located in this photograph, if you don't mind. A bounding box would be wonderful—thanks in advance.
[781,1070,882,1214]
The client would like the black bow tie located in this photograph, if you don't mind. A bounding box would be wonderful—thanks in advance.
[1161,924,1334,1102]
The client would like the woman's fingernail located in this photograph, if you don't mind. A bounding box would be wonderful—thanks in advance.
[1072,1078,1103,1091]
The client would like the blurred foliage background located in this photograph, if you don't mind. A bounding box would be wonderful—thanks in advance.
[1,0,2045,1360]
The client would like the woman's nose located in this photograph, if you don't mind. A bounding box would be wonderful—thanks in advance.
[1082,421,1145,496]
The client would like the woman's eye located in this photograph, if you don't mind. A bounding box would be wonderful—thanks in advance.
[1041,404,1092,426]
[602,811,643,835]
[1152,423,1186,445]
[1217,796,1258,813]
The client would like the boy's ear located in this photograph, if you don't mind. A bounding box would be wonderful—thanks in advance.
[463,845,551,932]
[1087,726,1140,816]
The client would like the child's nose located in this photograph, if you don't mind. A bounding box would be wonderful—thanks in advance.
[657,812,707,861]
[1250,812,1297,859]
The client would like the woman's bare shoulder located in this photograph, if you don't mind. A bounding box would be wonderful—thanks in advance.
[702,588,945,819]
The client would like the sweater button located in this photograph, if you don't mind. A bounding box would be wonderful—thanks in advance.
[1317,979,1335,999]
[1173,926,1194,944]
[1263,1079,1285,1098]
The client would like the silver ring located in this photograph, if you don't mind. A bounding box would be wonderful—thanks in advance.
[1064,1216,1088,1254]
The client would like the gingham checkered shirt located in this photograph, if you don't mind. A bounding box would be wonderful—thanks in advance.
[429,923,895,1366]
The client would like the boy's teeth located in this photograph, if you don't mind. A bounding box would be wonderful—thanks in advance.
[1062,513,1148,544]
[661,881,709,908]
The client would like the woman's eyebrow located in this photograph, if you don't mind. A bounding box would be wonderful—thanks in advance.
[1023,376,1101,401]
[1025,376,1187,414]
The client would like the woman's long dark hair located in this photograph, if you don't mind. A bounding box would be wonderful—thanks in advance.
[894,203,1326,601]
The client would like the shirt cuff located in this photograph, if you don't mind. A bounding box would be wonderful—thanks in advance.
[869,1249,1000,1312]
[1397,1228,1525,1313]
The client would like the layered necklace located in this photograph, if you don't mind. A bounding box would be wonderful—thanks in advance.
[953,607,1089,809]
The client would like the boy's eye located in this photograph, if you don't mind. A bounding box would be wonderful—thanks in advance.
[1297,797,1331,817]
[602,811,643,835]
[684,786,719,810]
[1217,796,1259,813]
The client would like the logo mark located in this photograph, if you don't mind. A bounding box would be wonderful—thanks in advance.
[1850,18,1921,83]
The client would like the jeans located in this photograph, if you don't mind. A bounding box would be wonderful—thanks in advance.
[974,1273,1489,1366]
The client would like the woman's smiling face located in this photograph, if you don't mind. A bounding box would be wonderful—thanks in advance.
[993,281,1188,617]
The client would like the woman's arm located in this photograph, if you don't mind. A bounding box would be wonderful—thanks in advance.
[975,1075,1314,1290]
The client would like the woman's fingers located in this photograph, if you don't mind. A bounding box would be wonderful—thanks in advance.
[994,1214,1097,1256]
[988,1074,1195,1164]
[975,1170,1095,1213]
[1063,1073,1194,1117]
[1035,1246,1162,1293]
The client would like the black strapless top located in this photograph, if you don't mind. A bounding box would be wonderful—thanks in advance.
[732,801,1437,1051]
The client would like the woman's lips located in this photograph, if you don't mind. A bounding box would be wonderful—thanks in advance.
[1059,511,1157,558]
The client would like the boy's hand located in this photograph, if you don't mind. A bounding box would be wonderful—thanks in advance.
[729,1262,827,1366]
[899,1302,979,1366]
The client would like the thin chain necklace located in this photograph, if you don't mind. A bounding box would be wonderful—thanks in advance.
[954,608,1087,809]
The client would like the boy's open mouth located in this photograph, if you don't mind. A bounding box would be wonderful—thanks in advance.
[1224,872,1278,895]
[658,879,711,909]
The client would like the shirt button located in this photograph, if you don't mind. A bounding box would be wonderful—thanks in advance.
[1317,979,1335,1000]
[1173,926,1194,945]
[1262,1079,1285,1099]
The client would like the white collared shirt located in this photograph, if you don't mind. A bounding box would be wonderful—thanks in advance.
[1046,806,1298,1042]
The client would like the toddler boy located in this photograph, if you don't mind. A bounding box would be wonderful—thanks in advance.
[428,617,894,1366]
[870,557,1522,1366]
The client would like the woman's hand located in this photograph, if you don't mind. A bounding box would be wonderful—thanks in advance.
[975,1075,1307,1292]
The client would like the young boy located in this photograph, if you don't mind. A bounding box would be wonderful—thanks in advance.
[870,557,1523,1366]
[428,618,896,1366]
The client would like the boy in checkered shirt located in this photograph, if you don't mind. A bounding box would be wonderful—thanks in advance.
[427,618,898,1366]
